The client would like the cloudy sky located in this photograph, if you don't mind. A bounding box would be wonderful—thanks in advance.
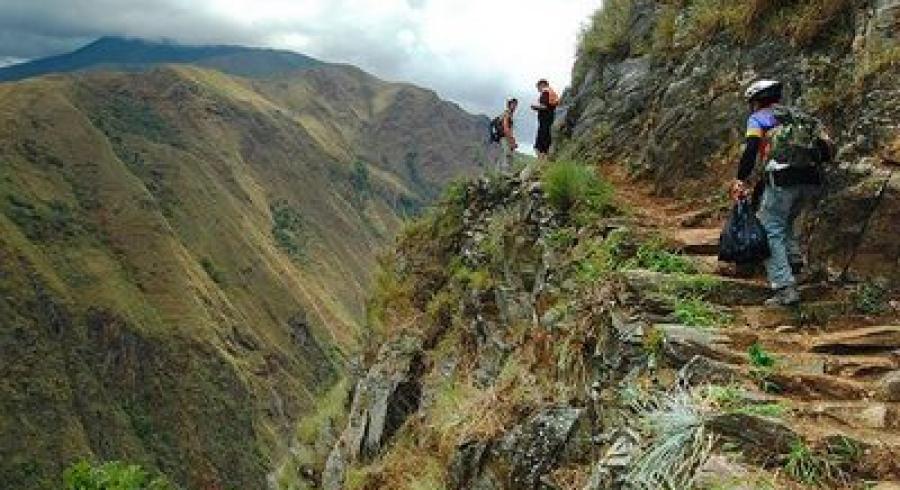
[0,0,600,144]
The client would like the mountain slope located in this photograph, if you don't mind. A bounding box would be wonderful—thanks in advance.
[0,60,490,488]
[0,36,323,82]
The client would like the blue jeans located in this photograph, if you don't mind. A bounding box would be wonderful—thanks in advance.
[757,182,818,289]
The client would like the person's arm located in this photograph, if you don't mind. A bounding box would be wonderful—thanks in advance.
[731,115,764,199]
[737,136,761,181]
[531,91,549,111]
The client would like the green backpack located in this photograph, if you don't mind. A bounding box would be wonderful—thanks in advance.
[767,105,831,168]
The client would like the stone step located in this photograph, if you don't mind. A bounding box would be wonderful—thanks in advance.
[723,325,900,358]
[658,327,892,401]
[665,227,721,256]
[809,325,900,355]
[673,207,724,228]
[622,269,771,306]
[732,301,850,330]
[784,405,900,479]
[764,371,874,401]
[790,400,900,433]
[870,482,900,490]
[655,324,744,366]
[690,254,723,275]
[780,353,898,379]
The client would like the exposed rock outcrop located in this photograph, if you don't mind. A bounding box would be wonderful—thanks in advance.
[323,335,424,489]
[448,408,592,490]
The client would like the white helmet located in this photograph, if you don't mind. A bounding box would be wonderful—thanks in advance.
[744,80,783,102]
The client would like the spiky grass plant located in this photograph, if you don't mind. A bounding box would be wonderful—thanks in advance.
[541,160,613,220]
[627,390,716,489]
[784,440,841,487]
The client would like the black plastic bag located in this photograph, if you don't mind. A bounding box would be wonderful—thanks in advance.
[718,199,770,264]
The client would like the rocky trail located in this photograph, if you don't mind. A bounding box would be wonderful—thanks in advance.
[318,165,899,490]
[603,166,900,486]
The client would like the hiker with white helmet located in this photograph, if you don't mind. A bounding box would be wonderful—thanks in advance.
[731,80,833,307]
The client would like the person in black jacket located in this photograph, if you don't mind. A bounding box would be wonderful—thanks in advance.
[530,79,558,160]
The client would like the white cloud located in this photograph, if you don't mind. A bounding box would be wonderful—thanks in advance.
[0,57,24,68]
[0,0,601,148]
[236,0,599,146]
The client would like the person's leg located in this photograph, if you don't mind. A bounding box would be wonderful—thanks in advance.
[786,199,803,269]
[535,122,551,160]
[759,183,801,295]
[545,129,553,159]
[498,139,509,173]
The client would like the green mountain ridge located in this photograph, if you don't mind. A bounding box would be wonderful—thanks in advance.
[0,36,323,82]
[0,57,491,488]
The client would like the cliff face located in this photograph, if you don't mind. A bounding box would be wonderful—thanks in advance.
[559,0,900,285]
[0,60,490,489]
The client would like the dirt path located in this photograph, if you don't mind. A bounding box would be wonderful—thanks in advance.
[599,165,900,482]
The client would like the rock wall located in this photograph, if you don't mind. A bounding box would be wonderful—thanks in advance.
[559,0,900,285]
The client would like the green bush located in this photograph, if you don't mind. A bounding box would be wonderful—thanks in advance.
[651,4,680,53]
[3,195,82,241]
[270,200,308,262]
[578,0,634,57]
[63,461,175,490]
[573,0,634,87]
[200,257,224,285]
[541,161,612,219]
[350,160,372,209]
[670,273,721,298]
[626,390,714,488]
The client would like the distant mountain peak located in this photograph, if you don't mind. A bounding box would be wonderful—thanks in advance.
[0,36,323,82]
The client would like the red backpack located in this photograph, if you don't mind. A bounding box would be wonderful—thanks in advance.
[545,87,560,108]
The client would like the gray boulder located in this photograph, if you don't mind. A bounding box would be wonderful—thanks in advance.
[449,407,594,490]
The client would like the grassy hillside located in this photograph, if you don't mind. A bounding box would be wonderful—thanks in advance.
[0,64,489,489]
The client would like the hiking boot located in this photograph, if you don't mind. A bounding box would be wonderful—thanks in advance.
[764,285,800,308]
